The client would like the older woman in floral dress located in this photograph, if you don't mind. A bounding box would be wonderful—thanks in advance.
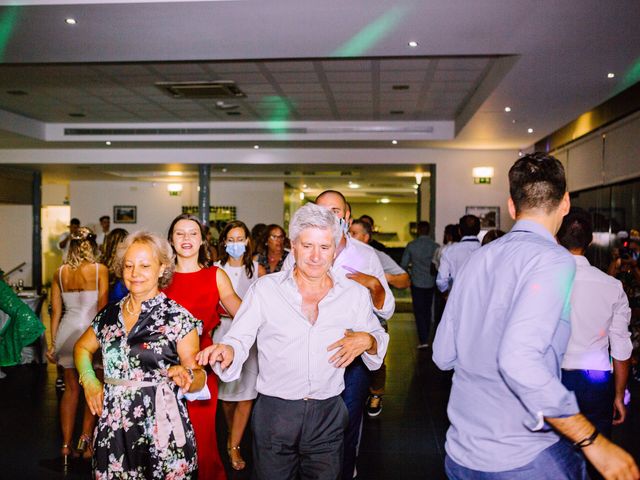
[74,231,206,479]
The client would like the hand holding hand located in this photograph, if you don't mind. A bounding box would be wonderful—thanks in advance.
[168,365,193,394]
[327,330,375,368]
[46,346,57,364]
[195,344,234,369]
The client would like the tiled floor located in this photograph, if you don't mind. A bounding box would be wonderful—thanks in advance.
[1,312,638,479]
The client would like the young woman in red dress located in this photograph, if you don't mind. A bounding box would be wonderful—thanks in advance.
[164,214,241,480]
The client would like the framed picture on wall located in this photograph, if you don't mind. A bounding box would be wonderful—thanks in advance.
[465,206,500,229]
[113,205,137,224]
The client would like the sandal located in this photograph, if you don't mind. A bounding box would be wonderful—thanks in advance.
[227,445,246,471]
[77,434,93,460]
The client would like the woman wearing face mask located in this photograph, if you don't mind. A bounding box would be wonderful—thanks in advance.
[213,220,265,470]
[163,214,242,480]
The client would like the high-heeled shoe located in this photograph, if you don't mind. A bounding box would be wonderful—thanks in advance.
[227,445,246,471]
[77,434,93,460]
[61,444,72,469]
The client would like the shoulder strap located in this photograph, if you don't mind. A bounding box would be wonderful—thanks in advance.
[95,263,99,288]
[58,265,65,293]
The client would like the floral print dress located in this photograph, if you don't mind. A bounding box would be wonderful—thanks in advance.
[92,293,201,479]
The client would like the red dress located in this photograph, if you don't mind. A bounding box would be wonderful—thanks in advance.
[164,267,227,480]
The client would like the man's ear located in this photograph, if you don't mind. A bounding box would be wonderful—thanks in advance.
[507,197,517,220]
[560,191,570,216]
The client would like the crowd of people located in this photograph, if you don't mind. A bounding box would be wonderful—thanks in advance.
[3,152,640,479]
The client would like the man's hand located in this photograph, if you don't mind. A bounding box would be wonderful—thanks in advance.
[612,395,627,426]
[343,267,385,309]
[327,330,376,368]
[196,343,234,369]
[583,435,639,480]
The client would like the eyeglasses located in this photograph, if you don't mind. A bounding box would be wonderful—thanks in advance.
[269,234,285,240]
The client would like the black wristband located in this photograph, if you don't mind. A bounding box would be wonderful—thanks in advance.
[574,429,599,449]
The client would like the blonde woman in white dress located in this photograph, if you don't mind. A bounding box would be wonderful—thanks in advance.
[46,227,108,466]
[213,220,265,470]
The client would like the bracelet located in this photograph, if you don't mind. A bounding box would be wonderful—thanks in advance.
[186,367,195,383]
[79,370,97,387]
[573,428,599,449]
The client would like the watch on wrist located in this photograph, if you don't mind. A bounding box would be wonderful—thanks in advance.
[186,367,195,383]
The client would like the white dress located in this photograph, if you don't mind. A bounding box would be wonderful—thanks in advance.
[54,264,99,369]
[213,261,259,401]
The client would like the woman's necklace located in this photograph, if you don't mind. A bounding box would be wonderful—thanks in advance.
[125,296,141,316]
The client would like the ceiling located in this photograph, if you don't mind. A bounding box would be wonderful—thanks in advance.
[0,0,638,151]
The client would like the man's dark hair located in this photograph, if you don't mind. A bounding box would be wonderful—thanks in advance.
[458,215,480,236]
[70,218,80,226]
[359,215,374,226]
[99,215,110,222]
[557,208,593,252]
[444,224,461,243]
[351,219,372,236]
[509,152,566,214]
[417,221,431,236]
[315,190,348,210]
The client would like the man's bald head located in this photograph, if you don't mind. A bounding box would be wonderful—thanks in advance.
[315,190,349,221]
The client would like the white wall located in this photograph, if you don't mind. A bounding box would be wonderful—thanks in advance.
[350,202,417,244]
[68,179,285,237]
[0,205,33,286]
[70,181,185,236]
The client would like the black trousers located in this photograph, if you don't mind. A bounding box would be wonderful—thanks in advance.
[251,394,349,480]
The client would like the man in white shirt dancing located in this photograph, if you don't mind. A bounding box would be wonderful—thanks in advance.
[198,203,388,480]
[557,208,633,441]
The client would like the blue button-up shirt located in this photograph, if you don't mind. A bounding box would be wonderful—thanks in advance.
[433,219,579,472]
[401,235,439,288]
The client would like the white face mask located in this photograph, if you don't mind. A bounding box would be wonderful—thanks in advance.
[225,242,246,259]
[338,217,350,236]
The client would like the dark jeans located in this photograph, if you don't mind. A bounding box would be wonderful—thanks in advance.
[561,369,615,438]
[341,357,371,479]
[251,394,348,480]
[410,285,434,344]
[445,439,587,479]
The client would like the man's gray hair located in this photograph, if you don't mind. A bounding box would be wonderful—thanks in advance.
[289,203,341,246]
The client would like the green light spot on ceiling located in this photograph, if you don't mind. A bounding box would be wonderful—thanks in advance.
[260,96,295,134]
[331,6,410,58]
[620,56,640,91]
[0,6,20,62]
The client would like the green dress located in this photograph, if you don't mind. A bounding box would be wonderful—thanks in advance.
[0,280,45,366]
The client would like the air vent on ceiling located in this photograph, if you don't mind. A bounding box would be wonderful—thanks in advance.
[155,81,246,99]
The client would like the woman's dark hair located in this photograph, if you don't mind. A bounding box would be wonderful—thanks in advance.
[481,229,506,246]
[167,213,211,268]
[443,224,461,244]
[217,220,255,278]
[264,224,286,252]
[102,228,129,283]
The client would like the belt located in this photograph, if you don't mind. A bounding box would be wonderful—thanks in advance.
[104,377,186,450]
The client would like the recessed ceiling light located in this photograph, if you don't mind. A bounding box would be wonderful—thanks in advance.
[105,141,111,146]
[349,183,360,189]
[504,106,512,112]
[392,85,410,90]
[379,198,391,204]
[392,140,398,145]
[65,18,77,25]
[607,72,615,79]
[168,171,183,177]
[302,184,307,189]
[390,110,404,115]
[527,128,534,134]
[221,168,228,173]
[253,145,260,149]
[408,41,419,48]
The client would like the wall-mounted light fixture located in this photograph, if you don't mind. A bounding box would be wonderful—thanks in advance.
[167,183,183,196]
[472,167,494,185]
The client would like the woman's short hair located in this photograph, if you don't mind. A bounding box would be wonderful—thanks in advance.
[66,227,98,269]
[112,230,175,289]
[289,203,341,246]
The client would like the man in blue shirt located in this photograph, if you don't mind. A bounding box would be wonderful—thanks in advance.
[401,221,439,348]
[433,153,639,479]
